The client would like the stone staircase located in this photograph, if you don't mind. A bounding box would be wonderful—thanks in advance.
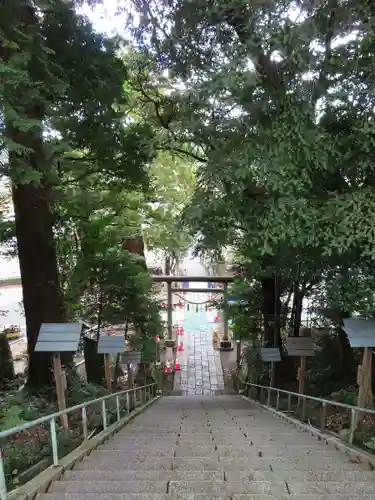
[39,396,374,500]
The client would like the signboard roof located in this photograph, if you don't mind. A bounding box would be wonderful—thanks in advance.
[342,317,375,348]
[286,337,315,357]
[97,335,125,354]
[260,347,281,362]
[35,323,83,352]
[121,351,141,364]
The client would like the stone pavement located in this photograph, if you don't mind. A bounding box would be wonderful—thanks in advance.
[41,395,375,500]
[177,290,224,396]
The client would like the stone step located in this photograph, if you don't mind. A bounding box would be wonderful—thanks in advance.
[218,458,362,471]
[96,446,175,456]
[52,480,167,494]
[39,493,375,500]
[168,480,288,495]
[74,458,175,471]
[226,470,375,482]
[63,470,224,482]
[50,480,290,495]
[288,481,375,495]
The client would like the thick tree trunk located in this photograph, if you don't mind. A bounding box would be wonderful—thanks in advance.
[84,337,105,384]
[12,183,67,389]
[261,277,281,348]
[3,0,67,390]
[337,327,356,381]
[0,333,15,386]
[293,291,303,337]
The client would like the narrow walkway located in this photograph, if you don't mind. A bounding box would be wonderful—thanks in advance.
[176,256,225,395]
[42,396,375,500]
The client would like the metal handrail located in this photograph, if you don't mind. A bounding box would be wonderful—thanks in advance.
[0,383,157,500]
[243,382,375,447]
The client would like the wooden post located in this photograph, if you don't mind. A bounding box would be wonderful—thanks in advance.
[53,353,69,432]
[236,340,241,368]
[104,354,112,391]
[223,281,229,341]
[356,347,373,425]
[298,356,306,406]
[167,281,173,340]
[270,362,276,387]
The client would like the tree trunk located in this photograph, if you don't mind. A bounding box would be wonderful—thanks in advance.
[3,1,67,390]
[293,291,303,337]
[123,236,147,270]
[337,327,356,382]
[84,337,105,384]
[261,277,281,348]
[0,333,15,387]
[12,183,67,390]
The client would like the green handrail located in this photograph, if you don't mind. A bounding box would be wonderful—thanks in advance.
[242,382,375,446]
[0,383,157,500]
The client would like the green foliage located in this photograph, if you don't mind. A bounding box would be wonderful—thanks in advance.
[330,388,358,407]
[127,0,375,394]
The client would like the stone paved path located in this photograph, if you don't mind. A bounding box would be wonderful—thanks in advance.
[175,256,225,395]
[42,395,375,500]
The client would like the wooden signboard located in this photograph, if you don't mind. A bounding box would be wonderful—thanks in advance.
[260,348,281,362]
[121,351,141,365]
[286,336,314,400]
[286,337,315,357]
[97,335,125,390]
[343,318,374,417]
[36,323,83,432]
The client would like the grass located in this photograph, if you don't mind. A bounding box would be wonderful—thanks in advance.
[0,277,22,287]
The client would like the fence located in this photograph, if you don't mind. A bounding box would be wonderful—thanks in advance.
[243,382,375,448]
[0,383,157,500]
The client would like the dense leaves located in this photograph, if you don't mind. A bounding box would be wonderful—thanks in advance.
[127,0,375,393]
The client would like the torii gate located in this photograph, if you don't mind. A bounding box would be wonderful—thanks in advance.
[151,275,234,350]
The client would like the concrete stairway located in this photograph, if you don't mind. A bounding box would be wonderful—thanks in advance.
[39,396,375,500]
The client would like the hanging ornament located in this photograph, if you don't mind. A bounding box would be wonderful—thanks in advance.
[196,304,198,313]
[187,303,190,311]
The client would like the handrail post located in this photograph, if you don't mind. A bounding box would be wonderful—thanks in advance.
[349,408,357,445]
[301,396,307,422]
[276,390,280,411]
[50,417,59,466]
[320,402,326,431]
[287,393,292,412]
[267,387,271,407]
[126,392,130,413]
[102,400,107,430]
[82,406,88,440]
[116,396,120,422]
[0,448,7,500]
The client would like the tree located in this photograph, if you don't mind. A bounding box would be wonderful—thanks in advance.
[128,0,375,391]
[143,152,196,273]
[0,0,154,389]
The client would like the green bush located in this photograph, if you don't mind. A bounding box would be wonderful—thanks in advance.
[330,388,358,406]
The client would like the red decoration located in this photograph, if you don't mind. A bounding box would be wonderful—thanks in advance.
[174,359,181,371]
[179,303,184,309]
[162,302,166,308]
[177,343,183,351]
[164,360,172,374]
[215,315,220,322]
[155,335,160,342]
